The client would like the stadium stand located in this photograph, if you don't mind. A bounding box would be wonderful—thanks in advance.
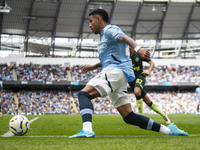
[1,63,199,83]
[0,89,197,115]
[0,0,199,117]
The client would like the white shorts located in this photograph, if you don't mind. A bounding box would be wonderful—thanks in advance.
[87,67,130,108]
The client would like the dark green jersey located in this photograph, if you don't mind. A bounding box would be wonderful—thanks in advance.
[130,51,151,77]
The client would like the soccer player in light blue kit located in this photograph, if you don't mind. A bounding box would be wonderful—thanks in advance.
[69,9,189,138]
[196,83,200,115]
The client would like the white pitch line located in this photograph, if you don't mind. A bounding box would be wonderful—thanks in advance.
[29,117,39,124]
[1,117,40,138]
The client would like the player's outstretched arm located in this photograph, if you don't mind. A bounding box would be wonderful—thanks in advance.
[118,34,136,56]
[118,35,150,60]
[142,60,155,76]
[81,62,102,73]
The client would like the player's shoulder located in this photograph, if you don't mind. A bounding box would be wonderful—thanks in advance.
[105,24,121,33]
[107,24,120,29]
[104,24,124,39]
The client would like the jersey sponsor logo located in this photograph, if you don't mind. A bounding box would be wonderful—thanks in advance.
[132,64,140,71]
[133,66,140,71]
[98,43,107,54]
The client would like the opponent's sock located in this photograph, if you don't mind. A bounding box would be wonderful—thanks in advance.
[78,91,93,132]
[124,112,161,132]
[136,96,143,114]
[149,102,165,117]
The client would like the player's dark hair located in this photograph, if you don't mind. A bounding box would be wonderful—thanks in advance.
[89,9,109,23]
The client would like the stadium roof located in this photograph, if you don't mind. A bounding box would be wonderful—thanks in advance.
[0,0,200,57]
[1,0,200,40]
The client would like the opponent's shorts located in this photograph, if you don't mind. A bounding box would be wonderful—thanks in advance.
[87,67,131,108]
[128,74,146,98]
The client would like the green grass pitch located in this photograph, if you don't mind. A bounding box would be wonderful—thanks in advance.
[0,114,199,150]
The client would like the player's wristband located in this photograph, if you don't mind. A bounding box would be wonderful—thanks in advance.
[135,46,141,52]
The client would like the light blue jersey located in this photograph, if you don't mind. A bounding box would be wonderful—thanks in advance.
[98,24,135,82]
[196,87,200,100]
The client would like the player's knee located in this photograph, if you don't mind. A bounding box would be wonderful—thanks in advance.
[78,91,93,110]
[134,88,141,97]
[123,112,136,124]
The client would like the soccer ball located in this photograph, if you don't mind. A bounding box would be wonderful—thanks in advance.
[9,115,30,136]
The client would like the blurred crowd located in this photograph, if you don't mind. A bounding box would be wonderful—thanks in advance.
[0,90,197,115]
[16,64,68,81]
[0,63,199,82]
[0,64,13,81]
[0,63,68,81]
[0,90,76,115]
[71,65,101,81]
[0,63,199,116]
[144,65,200,82]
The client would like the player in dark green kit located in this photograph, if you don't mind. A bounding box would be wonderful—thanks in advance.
[129,51,171,124]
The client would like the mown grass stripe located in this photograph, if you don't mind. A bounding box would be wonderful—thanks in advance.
[10,134,200,138]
